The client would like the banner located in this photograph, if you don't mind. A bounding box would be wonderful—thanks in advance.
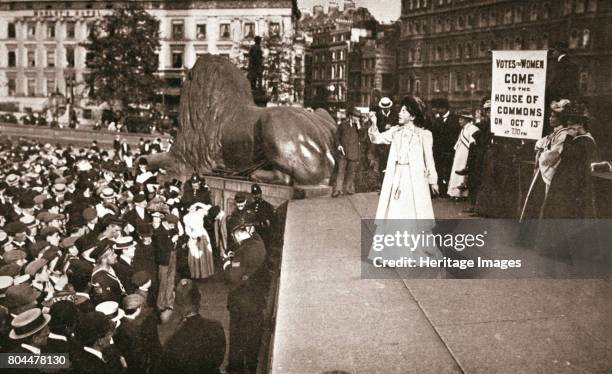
[490,50,548,140]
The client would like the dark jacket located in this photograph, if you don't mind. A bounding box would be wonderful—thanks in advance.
[157,315,226,374]
[113,258,135,295]
[431,112,461,157]
[69,348,112,374]
[225,235,268,312]
[335,120,363,161]
[375,108,399,132]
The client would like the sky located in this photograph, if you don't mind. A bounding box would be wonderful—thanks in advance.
[298,0,401,23]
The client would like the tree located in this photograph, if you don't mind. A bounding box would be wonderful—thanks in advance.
[84,3,161,112]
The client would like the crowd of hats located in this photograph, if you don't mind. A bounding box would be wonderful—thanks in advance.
[0,137,206,348]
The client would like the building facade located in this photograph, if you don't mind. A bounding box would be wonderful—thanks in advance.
[348,23,398,110]
[300,6,379,114]
[399,0,612,109]
[0,0,299,120]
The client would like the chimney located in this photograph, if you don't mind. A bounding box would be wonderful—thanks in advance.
[343,0,356,10]
[313,5,324,16]
[328,1,339,13]
[300,7,311,17]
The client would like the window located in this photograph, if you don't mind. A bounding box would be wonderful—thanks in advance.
[172,51,183,68]
[466,44,472,59]
[587,0,597,12]
[66,47,74,67]
[530,4,538,21]
[28,79,36,97]
[435,46,442,61]
[415,80,421,94]
[433,78,440,92]
[514,6,523,23]
[8,79,16,95]
[456,44,463,60]
[564,0,573,15]
[220,24,230,39]
[8,51,16,67]
[528,36,537,50]
[582,29,591,48]
[579,71,589,92]
[479,41,487,56]
[172,21,184,40]
[66,22,75,38]
[445,45,451,60]
[269,22,280,36]
[541,34,549,49]
[47,50,55,67]
[514,37,523,50]
[196,24,207,40]
[8,23,15,38]
[28,23,36,38]
[543,2,550,19]
[504,8,512,24]
[489,10,497,26]
[47,79,55,94]
[244,22,255,39]
[28,50,36,67]
[569,29,580,49]
[480,12,488,28]
[575,0,585,13]
[47,22,55,38]
[457,16,464,30]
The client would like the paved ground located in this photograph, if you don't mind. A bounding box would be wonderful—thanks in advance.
[271,193,612,374]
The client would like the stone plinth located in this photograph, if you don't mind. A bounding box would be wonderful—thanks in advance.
[204,175,331,213]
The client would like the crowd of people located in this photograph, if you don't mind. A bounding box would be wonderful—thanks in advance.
[0,135,277,374]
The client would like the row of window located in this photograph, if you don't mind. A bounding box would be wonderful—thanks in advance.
[313,49,347,64]
[312,32,348,46]
[402,1,597,37]
[312,64,346,80]
[403,0,597,14]
[399,70,591,95]
[312,85,346,101]
[7,21,80,40]
[5,77,58,97]
[170,21,280,41]
[6,48,76,68]
[402,29,591,65]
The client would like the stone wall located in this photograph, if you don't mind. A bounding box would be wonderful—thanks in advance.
[0,122,169,147]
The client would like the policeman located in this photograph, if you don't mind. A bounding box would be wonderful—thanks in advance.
[226,192,250,247]
[90,244,126,305]
[245,184,276,248]
[224,212,267,374]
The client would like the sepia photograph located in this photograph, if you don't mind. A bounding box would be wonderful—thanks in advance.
[0,0,611,373]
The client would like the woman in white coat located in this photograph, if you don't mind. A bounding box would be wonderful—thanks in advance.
[368,96,442,265]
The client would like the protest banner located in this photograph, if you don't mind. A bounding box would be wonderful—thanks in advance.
[490,50,548,140]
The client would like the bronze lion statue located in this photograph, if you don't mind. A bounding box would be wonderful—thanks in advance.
[150,54,336,186]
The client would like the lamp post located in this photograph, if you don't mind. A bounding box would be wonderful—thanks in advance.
[469,82,476,115]
[327,83,336,115]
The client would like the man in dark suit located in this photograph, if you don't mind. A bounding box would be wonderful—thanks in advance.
[430,98,461,196]
[45,300,79,354]
[332,108,365,197]
[158,279,226,374]
[123,193,151,238]
[181,174,212,208]
[70,312,116,374]
[372,97,399,190]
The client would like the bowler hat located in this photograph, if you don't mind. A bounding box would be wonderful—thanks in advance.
[132,271,150,288]
[49,300,79,330]
[9,308,51,340]
[123,294,145,312]
[234,192,247,203]
[76,312,112,346]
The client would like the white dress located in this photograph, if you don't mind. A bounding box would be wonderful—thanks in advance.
[448,122,479,198]
[368,124,442,265]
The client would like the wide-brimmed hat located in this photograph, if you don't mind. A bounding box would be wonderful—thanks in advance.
[457,109,474,120]
[9,308,51,340]
[95,301,125,323]
[100,187,116,199]
[378,97,393,109]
